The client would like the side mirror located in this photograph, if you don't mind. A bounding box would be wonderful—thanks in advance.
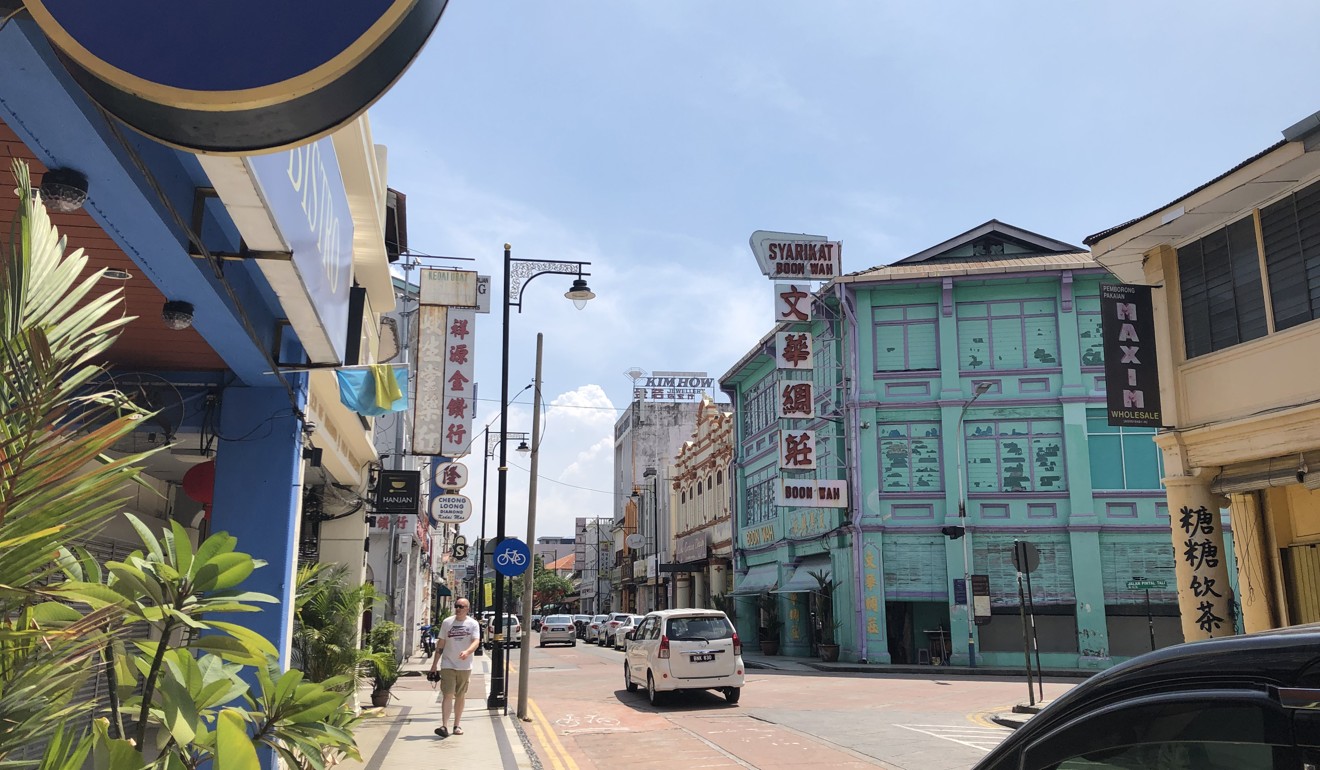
[625,631,635,640]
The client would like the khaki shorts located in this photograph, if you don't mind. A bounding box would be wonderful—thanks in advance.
[440,668,471,698]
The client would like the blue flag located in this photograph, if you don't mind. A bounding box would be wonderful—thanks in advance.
[335,366,409,416]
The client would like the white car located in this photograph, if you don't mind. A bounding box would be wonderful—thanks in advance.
[483,614,522,649]
[624,609,744,706]
[610,614,645,650]
[538,614,577,647]
[584,614,609,644]
[598,612,634,646]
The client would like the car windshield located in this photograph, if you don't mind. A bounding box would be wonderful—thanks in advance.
[592,615,607,622]
[545,615,572,625]
[666,617,733,641]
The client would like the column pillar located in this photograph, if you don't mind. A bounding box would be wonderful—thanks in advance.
[1228,492,1278,633]
[1164,474,1235,641]
[212,383,308,665]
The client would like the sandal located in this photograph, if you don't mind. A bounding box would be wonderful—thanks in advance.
[452,726,464,735]
[434,726,448,738]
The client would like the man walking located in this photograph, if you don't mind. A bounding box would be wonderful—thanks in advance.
[429,598,482,737]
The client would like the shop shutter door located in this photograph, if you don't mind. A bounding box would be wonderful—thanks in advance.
[1285,543,1320,624]
[883,535,947,600]
[974,533,1074,607]
[1099,535,1178,604]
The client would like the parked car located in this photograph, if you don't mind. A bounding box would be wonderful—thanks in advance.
[530,614,544,632]
[482,614,521,649]
[584,614,609,644]
[611,614,645,650]
[538,614,576,647]
[573,614,592,639]
[598,612,634,646]
[624,609,743,706]
[972,623,1320,770]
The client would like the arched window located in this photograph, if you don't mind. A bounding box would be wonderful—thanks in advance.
[716,470,723,484]
[707,475,713,490]
[681,491,686,504]
[697,481,703,495]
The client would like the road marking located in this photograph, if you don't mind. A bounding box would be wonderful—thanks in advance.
[526,696,580,770]
[895,723,1011,752]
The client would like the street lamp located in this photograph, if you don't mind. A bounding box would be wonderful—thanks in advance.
[488,243,593,710]
[955,380,993,667]
[633,467,665,611]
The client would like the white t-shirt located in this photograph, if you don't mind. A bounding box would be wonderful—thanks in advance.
[438,615,482,670]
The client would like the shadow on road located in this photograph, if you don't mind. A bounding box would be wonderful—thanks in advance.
[611,687,742,713]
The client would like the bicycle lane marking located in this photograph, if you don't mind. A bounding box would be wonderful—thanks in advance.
[526,696,579,770]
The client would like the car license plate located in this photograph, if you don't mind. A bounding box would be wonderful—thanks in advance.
[690,653,715,662]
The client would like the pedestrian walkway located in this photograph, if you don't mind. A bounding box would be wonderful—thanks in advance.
[742,652,1094,680]
[338,655,534,770]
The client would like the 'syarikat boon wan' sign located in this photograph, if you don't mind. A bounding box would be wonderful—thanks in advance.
[1100,283,1163,428]
[24,0,449,153]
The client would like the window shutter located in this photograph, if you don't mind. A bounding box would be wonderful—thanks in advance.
[1178,240,1212,358]
[1262,193,1311,330]
[1296,181,1320,320]
[1227,216,1268,342]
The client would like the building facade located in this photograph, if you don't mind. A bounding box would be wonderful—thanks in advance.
[670,397,736,609]
[1086,109,1320,640]
[612,397,703,613]
[723,222,1202,669]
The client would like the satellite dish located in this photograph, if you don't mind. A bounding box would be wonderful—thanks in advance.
[626,533,644,548]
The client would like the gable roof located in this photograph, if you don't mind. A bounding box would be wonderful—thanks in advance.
[546,553,575,572]
[890,220,1084,266]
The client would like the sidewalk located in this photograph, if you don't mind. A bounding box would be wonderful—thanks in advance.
[742,651,1096,680]
[338,653,534,770]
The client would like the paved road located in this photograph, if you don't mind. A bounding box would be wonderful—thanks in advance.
[504,632,1077,770]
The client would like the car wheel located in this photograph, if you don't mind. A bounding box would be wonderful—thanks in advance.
[538,640,545,648]
[571,640,576,647]
[647,672,664,706]
[724,687,741,704]
[625,663,638,692]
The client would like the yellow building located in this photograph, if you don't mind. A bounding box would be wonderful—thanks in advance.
[670,397,736,608]
[1085,109,1320,640]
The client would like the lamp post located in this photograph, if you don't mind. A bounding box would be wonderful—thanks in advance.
[475,424,528,650]
[488,243,593,710]
[956,381,993,668]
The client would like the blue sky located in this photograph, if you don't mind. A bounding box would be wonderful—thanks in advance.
[368,1,1320,547]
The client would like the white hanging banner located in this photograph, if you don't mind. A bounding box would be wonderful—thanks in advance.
[777,381,815,420]
[776,330,814,369]
[433,461,468,491]
[779,428,817,471]
[411,305,448,456]
[429,493,473,524]
[438,309,476,457]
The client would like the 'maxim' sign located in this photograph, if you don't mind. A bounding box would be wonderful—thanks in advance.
[1101,284,1162,428]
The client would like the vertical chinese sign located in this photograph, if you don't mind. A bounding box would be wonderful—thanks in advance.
[1176,502,1233,639]
[413,270,480,457]
[438,309,475,457]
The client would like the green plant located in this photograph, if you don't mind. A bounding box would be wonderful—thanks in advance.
[756,591,780,642]
[292,562,384,692]
[365,621,402,693]
[0,158,155,763]
[0,161,364,769]
[809,570,840,646]
[710,593,736,623]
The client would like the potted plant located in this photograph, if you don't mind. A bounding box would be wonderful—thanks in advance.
[809,570,841,662]
[365,621,403,707]
[757,591,780,655]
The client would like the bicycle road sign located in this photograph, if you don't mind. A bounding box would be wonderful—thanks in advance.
[493,537,531,577]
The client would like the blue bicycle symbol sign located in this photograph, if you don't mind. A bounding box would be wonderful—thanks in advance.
[492,538,531,577]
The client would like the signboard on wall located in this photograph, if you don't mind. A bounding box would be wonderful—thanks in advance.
[776,479,847,508]
[632,371,713,402]
[750,231,842,280]
[1100,283,1163,427]
[25,0,449,152]
[375,470,420,513]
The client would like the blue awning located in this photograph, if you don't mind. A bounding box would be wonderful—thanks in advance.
[775,556,832,594]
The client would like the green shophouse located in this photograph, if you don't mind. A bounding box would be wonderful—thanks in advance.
[722,222,1237,669]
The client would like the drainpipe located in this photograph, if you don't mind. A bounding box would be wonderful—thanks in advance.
[836,282,868,664]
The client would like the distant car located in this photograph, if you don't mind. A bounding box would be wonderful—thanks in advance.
[972,623,1320,770]
[624,609,743,706]
[538,614,576,647]
[611,615,646,650]
[482,614,521,649]
[530,614,544,632]
[598,612,634,646]
[584,614,609,644]
[573,614,592,639]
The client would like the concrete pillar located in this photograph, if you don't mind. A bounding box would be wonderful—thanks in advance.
[209,384,307,723]
[674,575,690,608]
[1164,474,1236,641]
[693,571,706,608]
[1228,492,1278,633]
[1069,530,1109,664]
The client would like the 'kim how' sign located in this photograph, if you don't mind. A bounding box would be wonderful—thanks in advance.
[1100,283,1163,428]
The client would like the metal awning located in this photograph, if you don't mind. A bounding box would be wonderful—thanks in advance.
[776,556,832,594]
[731,563,779,595]
[433,584,452,597]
